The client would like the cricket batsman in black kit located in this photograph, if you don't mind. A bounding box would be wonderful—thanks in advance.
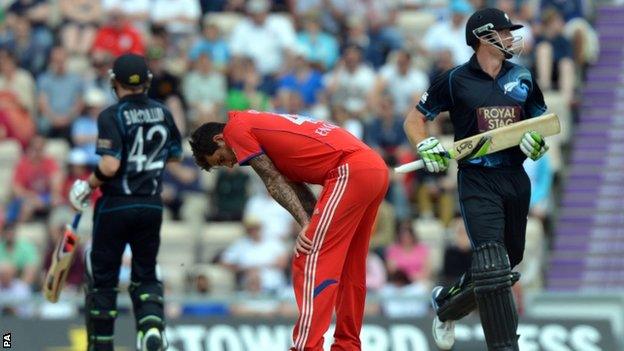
[69,54,183,351]
[403,8,549,351]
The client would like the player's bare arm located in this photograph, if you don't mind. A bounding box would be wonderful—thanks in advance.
[250,154,313,256]
[288,182,317,217]
[87,155,120,189]
[249,154,310,227]
[404,107,449,173]
[403,107,429,146]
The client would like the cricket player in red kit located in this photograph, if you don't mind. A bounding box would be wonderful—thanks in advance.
[189,110,389,350]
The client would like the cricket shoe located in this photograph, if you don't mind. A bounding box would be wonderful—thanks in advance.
[431,286,455,350]
[141,328,164,351]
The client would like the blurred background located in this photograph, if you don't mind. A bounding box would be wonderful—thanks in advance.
[0,0,622,350]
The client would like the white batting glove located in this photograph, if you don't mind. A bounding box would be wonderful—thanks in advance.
[69,179,92,211]
[417,137,450,173]
[520,131,549,161]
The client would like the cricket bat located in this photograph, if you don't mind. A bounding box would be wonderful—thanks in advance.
[395,113,560,173]
[43,212,82,303]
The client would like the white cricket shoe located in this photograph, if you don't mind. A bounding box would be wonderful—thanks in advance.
[431,286,456,350]
[142,327,164,351]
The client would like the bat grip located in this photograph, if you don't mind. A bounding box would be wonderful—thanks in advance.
[394,160,425,173]
[71,213,82,231]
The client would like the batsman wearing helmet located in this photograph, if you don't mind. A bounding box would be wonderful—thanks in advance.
[403,8,549,351]
[69,54,183,351]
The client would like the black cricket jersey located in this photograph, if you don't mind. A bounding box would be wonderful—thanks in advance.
[416,54,547,168]
[96,94,182,196]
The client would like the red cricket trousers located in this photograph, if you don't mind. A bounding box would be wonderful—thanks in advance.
[291,150,389,351]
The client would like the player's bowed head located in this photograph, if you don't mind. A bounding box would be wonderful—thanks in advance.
[189,122,238,171]
[466,8,524,60]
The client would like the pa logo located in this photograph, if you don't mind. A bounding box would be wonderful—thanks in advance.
[2,332,10,348]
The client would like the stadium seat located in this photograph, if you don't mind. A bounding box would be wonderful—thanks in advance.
[44,139,70,167]
[159,221,197,267]
[413,218,445,275]
[15,222,47,259]
[203,12,244,37]
[0,140,22,201]
[200,222,245,262]
[396,11,437,39]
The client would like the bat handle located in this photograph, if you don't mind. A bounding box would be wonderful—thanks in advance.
[394,160,425,173]
[71,213,82,231]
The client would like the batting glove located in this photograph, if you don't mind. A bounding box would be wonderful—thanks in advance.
[417,137,449,173]
[520,131,549,161]
[69,179,92,211]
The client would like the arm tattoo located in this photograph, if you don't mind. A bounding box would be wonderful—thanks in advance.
[288,182,316,216]
[249,155,310,226]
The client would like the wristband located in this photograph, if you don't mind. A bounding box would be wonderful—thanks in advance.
[94,165,114,182]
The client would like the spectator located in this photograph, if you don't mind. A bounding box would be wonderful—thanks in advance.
[225,57,270,111]
[0,262,33,317]
[71,87,106,165]
[37,46,84,140]
[8,135,63,223]
[6,0,53,52]
[92,8,145,57]
[0,49,36,148]
[229,0,297,83]
[330,104,364,140]
[440,217,472,285]
[369,200,396,255]
[230,269,281,317]
[358,1,404,68]
[366,250,387,292]
[161,156,201,221]
[277,46,324,107]
[220,217,289,293]
[42,207,85,291]
[244,187,294,242]
[146,46,187,134]
[182,270,230,317]
[325,45,376,117]
[59,0,102,56]
[421,0,474,65]
[102,0,150,35]
[540,0,589,22]
[0,48,36,115]
[85,52,116,106]
[296,13,339,71]
[385,223,431,285]
[189,19,230,71]
[415,168,456,226]
[211,167,250,222]
[182,53,227,127]
[378,270,429,318]
[428,49,456,81]
[365,95,410,157]
[150,0,201,46]
[0,220,38,285]
[7,15,49,76]
[375,50,429,116]
[534,8,575,103]
[273,89,309,116]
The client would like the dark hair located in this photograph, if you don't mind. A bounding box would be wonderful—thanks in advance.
[189,122,226,171]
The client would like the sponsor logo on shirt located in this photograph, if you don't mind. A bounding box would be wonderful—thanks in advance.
[476,106,522,132]
[420,92,429,104]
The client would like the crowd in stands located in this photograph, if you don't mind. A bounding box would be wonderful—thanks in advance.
[0,0,602,319]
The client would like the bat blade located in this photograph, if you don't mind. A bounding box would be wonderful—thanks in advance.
[394,113,560,174]
[43,213,81,303]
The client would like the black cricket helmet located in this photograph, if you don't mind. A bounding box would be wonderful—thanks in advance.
[465,8,524,58]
